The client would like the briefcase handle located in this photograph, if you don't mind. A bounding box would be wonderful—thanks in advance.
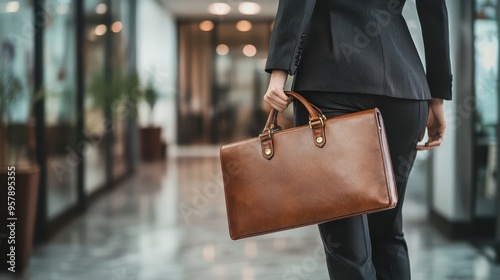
[259,91,327,160]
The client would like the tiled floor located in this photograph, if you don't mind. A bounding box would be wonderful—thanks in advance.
[5,151,500,280]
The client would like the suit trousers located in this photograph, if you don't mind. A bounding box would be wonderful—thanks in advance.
[294,91,428,280]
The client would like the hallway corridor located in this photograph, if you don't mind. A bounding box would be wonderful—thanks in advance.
[12,149,500,280]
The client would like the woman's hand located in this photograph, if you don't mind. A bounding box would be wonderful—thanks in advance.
[417,98,446,150]
[264,70,289,112]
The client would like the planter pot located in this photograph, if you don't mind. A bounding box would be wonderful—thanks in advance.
[125,117,140,172]
[0,165,40,273]
[161,141,167,159]
[140,127,163,161]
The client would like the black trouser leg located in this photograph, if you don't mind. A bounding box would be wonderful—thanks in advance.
[294,91,428,280]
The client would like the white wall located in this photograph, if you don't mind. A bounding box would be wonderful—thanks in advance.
[137,0,178,145]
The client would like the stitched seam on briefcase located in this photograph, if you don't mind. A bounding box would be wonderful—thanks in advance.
[374,111,392,208]
[220,148,237,240]
[235,205,396,239]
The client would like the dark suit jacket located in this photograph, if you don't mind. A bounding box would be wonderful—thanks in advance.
[265,0,452,100]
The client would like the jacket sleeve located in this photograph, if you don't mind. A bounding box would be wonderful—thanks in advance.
[265,0,316,75]
[416,0,453,100]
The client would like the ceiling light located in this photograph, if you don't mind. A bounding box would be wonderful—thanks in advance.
[236,20,252,32]
[243,44,257,57]
[0,1,20,13]
[208,3,231,15]
[96,3,107,15]
[199,20,214,32]
[238,2,261,15]
[111,21,122,33]
[95,24,107,36]
[216,44,229,56]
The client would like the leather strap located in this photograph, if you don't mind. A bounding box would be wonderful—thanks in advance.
[260,91,327,159]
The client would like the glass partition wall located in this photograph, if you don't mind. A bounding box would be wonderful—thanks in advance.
[474,0,500,261]
[473,0,499,228]
[0,0,137,241]
[84,0,109,194]
[44,0,79,219]
[83,0,132,194]
[0,0,35,167]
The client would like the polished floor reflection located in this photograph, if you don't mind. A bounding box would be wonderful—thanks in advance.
[9,149,500,279]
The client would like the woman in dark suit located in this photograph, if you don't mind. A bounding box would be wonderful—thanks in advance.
[264,0,451,279]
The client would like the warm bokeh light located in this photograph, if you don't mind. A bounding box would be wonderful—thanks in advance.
[236,20,252,32]
[199,20,214,32]
[242,266,255,280]
[95,3,107,15]
[208,3,231,15]
[238,2,261,15]
[202,244,216,262]
[95,24,107,36]
[111,21,123,33]
[216,44,229,56]
[242,44,257,57]
[273,237,287,250]
[244,241,258,258]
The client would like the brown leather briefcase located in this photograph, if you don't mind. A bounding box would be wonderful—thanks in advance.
[220,91,397,240]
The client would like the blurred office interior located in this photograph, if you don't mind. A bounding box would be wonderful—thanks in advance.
[0,0,499,279]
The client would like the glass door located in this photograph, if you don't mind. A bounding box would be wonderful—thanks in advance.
[473,0,498,221]
[44,0,79,218]
[177,20,273,145]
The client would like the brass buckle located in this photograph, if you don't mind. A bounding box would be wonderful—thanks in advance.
[309,115,325,129]
[259,129,272,142]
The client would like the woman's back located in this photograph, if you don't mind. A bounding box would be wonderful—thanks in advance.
[293,0,430,99]
[266,0,452,101]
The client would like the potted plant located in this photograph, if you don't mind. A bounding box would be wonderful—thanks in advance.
[0,71,40,273]
[139,79,163,161]
[118,72,142,170]
[0,72,23,165]
[87,72,144,174]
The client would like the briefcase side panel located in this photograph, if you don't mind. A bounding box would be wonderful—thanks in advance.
[376,109,398,208]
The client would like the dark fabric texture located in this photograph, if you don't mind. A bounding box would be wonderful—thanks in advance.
[294,91,428,280]
[265,0,316,76]
[265,0,452,100]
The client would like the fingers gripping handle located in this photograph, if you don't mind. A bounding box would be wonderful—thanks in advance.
[259,91,327,160]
